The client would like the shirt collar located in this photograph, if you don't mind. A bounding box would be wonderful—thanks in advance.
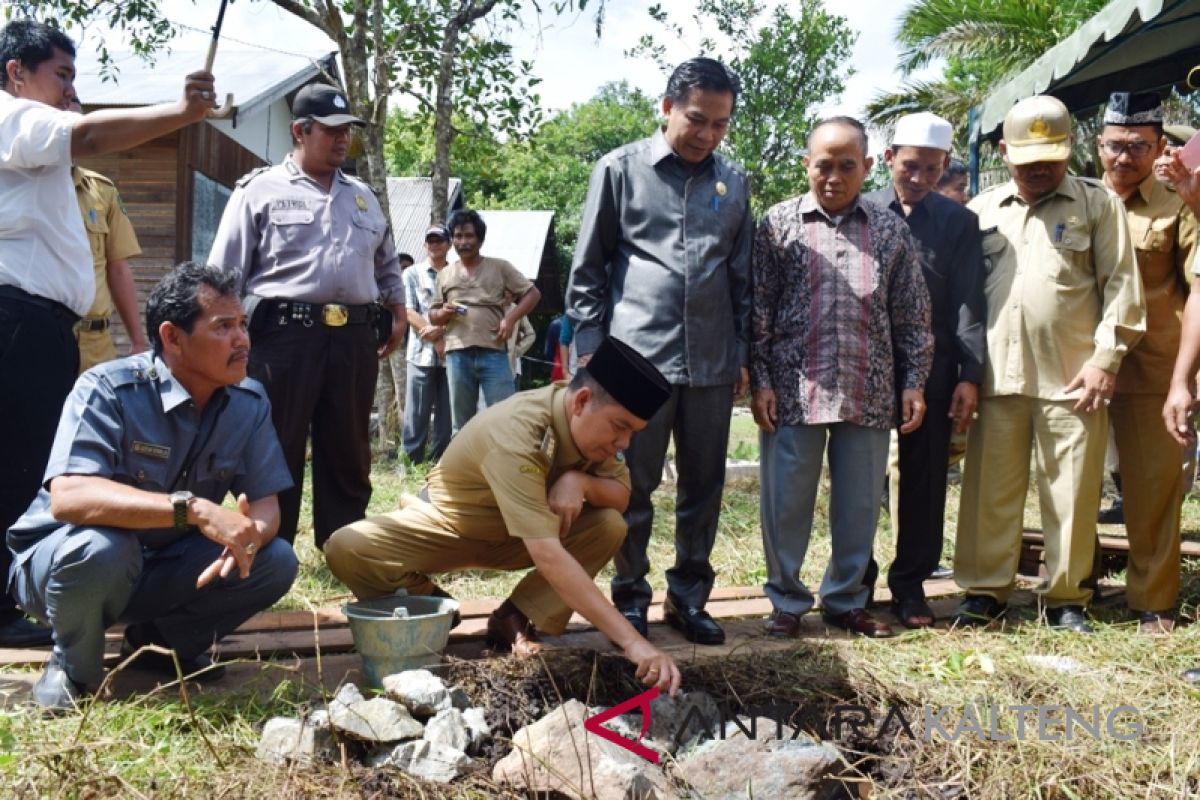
[648,127,716,172]
[1133,171,1163,206]
[150,355,229,414]
[283,153,346,186]
[997,174,1078,207]
[800,191,869,223]
[550,383,586,468]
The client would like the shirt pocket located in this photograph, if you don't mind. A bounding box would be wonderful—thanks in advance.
[348,210,383,256]
[191,453,241,502]
[267,206,315,253]
[1137,220,1174,255]
[980,231,1007,281]
[123,453,170,492]
[1046,225,1091,286]
[84,212,109,264]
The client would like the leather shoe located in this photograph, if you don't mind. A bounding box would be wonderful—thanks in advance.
[952,594,1007,627]
[1137,611,1174,636]
[0,615,54,648]
[891,596,935,629]
[32,653,88,712]
[822,608,894,638]
[930,564,954,580]
[1044,605,1093,633]
[1181,666,1200,684]
[662,594,725,645]
[485,600,542,657]
[120,624,226,682]
[765,609,803,638]
[619,606,649,636]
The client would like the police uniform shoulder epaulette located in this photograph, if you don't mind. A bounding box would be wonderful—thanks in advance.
[1075,176,1109,191]
[103,360,159,388]
[236,165,271,189]
[80,168,116,189]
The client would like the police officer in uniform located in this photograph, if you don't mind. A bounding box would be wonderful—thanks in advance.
[325,337,683,695]
[70,97,147,371]
[7,263,298,711]
[208,83,405,548]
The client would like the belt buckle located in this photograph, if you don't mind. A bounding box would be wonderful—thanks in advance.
[323,304,349,327]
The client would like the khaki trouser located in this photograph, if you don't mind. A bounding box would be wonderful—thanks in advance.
[376,349,407,452]
[324,500,625,634]
[1110,392,1183,612]
[76,327,116,374]
[955,395,1105,607]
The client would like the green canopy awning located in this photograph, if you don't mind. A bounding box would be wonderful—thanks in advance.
[973,0,1200,141]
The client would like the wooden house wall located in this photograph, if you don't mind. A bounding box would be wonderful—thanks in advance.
[77,123,264,353]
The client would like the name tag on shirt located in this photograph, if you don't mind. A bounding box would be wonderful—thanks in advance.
[269,199,313,225]
[132,441,171,459]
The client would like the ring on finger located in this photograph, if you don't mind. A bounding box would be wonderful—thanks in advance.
[245,541,258,556]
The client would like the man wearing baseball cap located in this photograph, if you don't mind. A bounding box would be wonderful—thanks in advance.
[400,224,454,463]
[325,336,682,695]
[954,95,1145,633]
[863,112,986,629]
[208,82,406,550]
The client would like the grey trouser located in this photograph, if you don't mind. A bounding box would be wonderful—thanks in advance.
[760,422,889,617]
[401,363,452,464]
[611,383,732,610]
[10,527,297,686]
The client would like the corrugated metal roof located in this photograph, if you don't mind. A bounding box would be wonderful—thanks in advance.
[475,210,555,280]
[975,0,1199,137]
[73,47,337,122]
[386,177,464,260]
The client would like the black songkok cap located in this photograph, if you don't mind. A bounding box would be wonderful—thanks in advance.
[584,337,670,421]
[1103,91,1164,126]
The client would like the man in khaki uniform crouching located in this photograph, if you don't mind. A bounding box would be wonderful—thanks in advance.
[325,336,682,694]
[954,95,1145,633]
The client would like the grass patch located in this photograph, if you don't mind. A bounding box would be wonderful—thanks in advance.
[7,448,1200,796]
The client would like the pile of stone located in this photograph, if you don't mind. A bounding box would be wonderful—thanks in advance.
[258,676,844,797]
[256,668,490,784]
[492,691,845,800]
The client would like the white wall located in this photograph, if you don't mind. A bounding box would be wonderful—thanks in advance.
[209,98,293,165]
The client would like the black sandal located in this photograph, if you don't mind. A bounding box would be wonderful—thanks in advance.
[891,596,935,629]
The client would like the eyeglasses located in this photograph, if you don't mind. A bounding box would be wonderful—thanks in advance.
[1100,140,1154,158]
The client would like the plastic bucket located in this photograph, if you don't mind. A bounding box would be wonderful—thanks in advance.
[342,592,460,688]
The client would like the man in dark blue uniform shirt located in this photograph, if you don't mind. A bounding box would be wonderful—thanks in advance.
[7,263,297,711]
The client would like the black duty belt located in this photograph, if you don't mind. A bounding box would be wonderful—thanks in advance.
[0,285,80,324]
[75,317,109,332]
[266,299,373,328]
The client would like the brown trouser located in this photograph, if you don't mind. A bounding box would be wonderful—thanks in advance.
[955,395,1105,607]
[76,327,115,373]
[1110,392,1183,612]
[324,500,625,634]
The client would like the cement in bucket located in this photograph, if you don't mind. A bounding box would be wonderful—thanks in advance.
[342,592,459,688]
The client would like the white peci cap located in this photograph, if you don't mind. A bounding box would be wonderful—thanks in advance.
[892,112,954,152]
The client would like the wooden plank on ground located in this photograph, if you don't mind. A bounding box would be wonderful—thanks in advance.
[0,578,969,668]
[1022,529,1200,558]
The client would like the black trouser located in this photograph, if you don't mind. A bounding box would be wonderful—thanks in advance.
[0,290,79,620]
[611,384,733,610]
[887,389,954,602]
[248,319,378,548]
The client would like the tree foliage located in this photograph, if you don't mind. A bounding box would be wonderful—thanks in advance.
[387,81,658,267]
[628,0,855,212]
[865,0,1110,152]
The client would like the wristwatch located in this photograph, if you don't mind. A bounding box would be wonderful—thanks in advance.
[168,490,194,530]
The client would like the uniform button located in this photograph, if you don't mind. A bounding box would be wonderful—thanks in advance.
[136,469,146,481]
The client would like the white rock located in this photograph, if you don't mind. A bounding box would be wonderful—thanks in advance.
[674,730,841,800]
[382,669,451,716]
[329,696,425,742]
[256,717,336,765]
[331,683,365,709]
[424,708,472,752]
[378,739,473,783]
[461,706,491,753]
[493,699,672,800]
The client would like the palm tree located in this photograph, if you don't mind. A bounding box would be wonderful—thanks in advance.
[866,0,1110,146]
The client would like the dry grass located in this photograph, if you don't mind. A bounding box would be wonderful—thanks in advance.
[6,447,1200,797]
